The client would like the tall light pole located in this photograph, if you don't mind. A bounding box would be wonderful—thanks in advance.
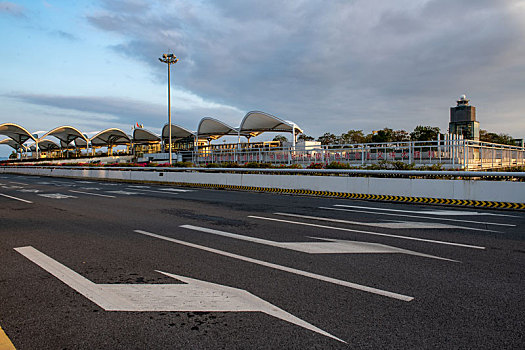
[158,53,178,165]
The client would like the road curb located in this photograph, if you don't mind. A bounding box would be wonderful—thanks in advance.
[170,182,525,210]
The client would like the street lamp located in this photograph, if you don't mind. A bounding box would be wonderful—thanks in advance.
[158,52,178,165]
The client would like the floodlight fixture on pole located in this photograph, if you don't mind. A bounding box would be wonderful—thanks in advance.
[158,52,178,165]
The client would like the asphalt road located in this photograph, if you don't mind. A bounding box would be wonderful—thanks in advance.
[0,173,524,349]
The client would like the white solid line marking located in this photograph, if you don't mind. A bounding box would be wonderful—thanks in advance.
[248,216,486,250]
[134,229,414,302]
[160,188,193,192]
[0,193,33,203]
[69,190,116,198]
[181,224,456,261]
[274,212,497,232]
[329,206,515,227]
[126,188,179,195]
[14,246,345,343]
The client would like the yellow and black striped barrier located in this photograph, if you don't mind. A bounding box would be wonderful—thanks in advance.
[169,181,525,210]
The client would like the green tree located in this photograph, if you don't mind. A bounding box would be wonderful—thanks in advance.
[371,128,393,143]
[410,126,440,141]
[317,132,339,145]
[297,134,314,141]
[391,129,410,142]
[479,129,515,145]
[273,135,288,143]
[340,130,366,144]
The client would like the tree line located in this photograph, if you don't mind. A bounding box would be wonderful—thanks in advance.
[274,125,518,145]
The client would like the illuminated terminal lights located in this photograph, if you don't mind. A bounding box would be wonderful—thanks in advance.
[449,95,479,140]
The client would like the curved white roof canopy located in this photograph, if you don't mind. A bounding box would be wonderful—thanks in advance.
[42,126,88,146]
[239,111,303,138]
[0,138,22,150]
[0,123,37,144]
[197,117,242,141]
[29,139,60,151]
[161,124,195,141]
[74,137,88,148]
[90,128,131,147]
[133,128,161,144]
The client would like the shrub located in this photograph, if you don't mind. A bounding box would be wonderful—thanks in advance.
[306,162,324,169]
[325,161,352,169]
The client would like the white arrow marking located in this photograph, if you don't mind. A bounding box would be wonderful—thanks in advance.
[69,190,116,198]
[331,205,515,227]
[249,215,486,250]
[332,205,517,217]
[274,212,493,232]
[181,225,456,262]
[14,246,344,343]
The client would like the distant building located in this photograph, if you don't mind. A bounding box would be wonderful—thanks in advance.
[449,95,479,140]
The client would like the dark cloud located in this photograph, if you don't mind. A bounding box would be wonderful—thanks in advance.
[0,1,26,17]
[85,0,525,136]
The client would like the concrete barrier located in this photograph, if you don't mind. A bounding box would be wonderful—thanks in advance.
[1,166,524,205]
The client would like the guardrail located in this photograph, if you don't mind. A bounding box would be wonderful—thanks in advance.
[2,165,524,179]
[194,139,525,170]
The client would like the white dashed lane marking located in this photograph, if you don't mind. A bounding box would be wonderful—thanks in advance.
[0,193,33,203]
[37,193,77,199]
[135,229,414,302]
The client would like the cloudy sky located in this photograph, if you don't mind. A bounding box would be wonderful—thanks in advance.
[1,0,524,156]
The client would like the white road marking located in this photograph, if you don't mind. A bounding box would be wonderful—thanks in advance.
[106,190,139,195]
[160,188,193,193]
[126,188,180,195]
[134,229,414,302]
[416,210,516,218]
[15,246,345,343]
[1,185,22,189]
[181,225,456,262]
[18,189,41,193]
[248,216,486,250]
[80,187,102,191]
[9,181,27,185]
[37,193,77,199]
[274,212,494,232]
[333,205,517,218]
[69,190,116,198]
[0,193,33,203]
[53,183,75,187]
[37,182,54,185]
[127,185,151,189]
[328,206,515,227]
[76,181,94,184]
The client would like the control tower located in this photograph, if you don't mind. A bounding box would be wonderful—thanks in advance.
[449,95,479,140]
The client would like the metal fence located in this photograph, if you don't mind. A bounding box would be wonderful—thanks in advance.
[193,139,525,170]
